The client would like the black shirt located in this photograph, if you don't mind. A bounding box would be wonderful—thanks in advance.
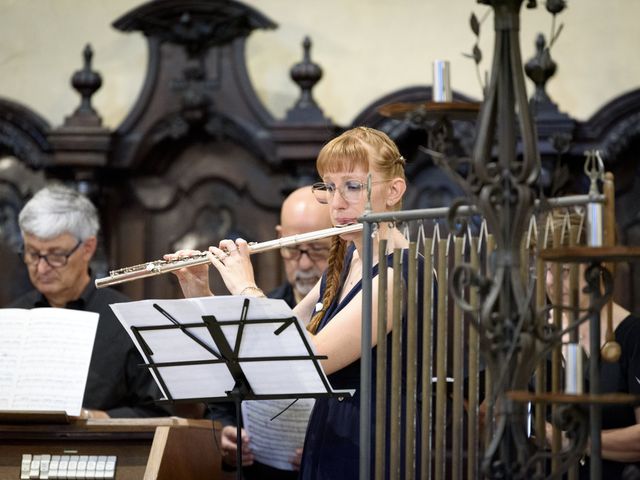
[580,314,640,479]
[9,278,169,418]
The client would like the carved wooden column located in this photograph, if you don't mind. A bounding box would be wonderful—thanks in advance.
[48,44,111,188]
[271,36,337,192]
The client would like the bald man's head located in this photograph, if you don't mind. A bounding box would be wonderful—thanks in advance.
[279,186,333,235]
[277,186,333,301]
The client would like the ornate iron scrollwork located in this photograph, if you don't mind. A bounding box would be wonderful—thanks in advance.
[437,0,595,477]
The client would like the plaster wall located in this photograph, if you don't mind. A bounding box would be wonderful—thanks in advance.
[0,0,637,129]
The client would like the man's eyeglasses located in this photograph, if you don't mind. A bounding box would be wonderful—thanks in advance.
[311,180,389,205]
[281,244,330,262]
[22,239,83,268]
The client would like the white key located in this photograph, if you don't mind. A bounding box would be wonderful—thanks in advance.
[20,454,31,480]
[68,456,79,478]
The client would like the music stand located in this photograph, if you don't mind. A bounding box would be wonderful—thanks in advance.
[111,296,352,480]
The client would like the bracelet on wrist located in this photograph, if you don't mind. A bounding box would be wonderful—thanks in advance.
[239,285,266,297]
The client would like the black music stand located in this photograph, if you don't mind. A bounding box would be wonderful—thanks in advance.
[113,296,351,480]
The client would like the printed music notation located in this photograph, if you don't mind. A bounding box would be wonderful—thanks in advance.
[0,308,98,416]
[242,398,315,471]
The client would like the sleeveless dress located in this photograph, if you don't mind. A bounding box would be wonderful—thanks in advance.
[299,245,425,480]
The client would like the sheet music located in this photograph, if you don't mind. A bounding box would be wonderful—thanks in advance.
[111,296,352,401]
[0,308,99,416]
[242,398,314,471]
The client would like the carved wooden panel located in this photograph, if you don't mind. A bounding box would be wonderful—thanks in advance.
[0,99,51,307]
[109,139,284,300]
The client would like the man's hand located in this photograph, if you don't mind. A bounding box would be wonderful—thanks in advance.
[220,425,254,467]
[80,409,110,420]
[291,447,303,470]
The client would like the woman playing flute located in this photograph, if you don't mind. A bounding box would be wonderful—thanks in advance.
[171,126,424,479]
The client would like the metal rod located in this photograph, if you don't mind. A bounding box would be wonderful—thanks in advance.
[421,236,434,480]
[534,254,547,477]
[434,238,448,480]
[468,236,480,480]
[375,239,388,480]
[603,173,617,357]
[389,248,403,479]
[589,274,602,480]
[551,227,563,473]
[357,194,605,224]
[567,223,580,480]
[405,241,418,480]
[484,234,495,451]
[451,237,464,480]
[360,220,373,480]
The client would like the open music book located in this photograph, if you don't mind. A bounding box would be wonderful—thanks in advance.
[0,308,99,417]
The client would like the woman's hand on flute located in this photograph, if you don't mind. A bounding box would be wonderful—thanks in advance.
[208,239,264,296]
[165,249,213,298]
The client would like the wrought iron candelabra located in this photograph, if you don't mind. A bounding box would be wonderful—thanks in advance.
[435,0,594,478]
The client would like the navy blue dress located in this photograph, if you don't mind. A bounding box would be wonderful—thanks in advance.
[299,245,425,480]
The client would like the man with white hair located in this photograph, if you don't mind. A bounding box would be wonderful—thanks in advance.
[10,184,167,418]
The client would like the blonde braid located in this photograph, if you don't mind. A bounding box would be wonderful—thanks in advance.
[307,236,347,334]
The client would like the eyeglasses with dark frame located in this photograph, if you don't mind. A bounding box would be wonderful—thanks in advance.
[311,179,390,205]
[280,244,330,262]
[22,239,83,268]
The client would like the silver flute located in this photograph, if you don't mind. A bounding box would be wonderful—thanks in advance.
[95,223,363,289]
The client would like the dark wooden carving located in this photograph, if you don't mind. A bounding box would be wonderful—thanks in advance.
[285,36,328,124]
[0,101,51,306]
[0,99,51,167]
[101,0,337,300]
[48,44,110,176]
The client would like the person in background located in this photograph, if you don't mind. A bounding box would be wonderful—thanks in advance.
[210,185,333,479]
[269,185,333,307]
[543,210,640,479]
[172,127,421,479]
[9,184,168,418]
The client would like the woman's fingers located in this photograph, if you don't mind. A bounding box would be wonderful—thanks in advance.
[206,239,257,295]
[207,246,228,263]
[166,249,200,259]
[235,238,250,255]
[219,239,238,254]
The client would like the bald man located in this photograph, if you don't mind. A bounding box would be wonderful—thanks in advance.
[270,185,333,306]
[210,186,332,479]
